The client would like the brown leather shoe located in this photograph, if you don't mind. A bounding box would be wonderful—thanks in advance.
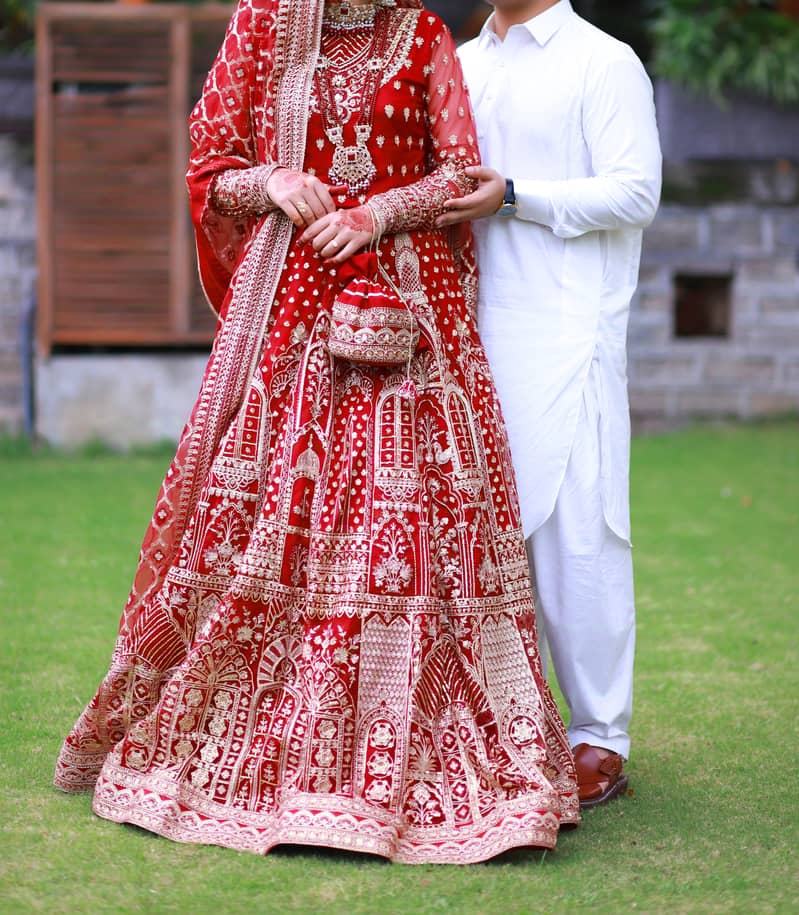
[573,743,629,810]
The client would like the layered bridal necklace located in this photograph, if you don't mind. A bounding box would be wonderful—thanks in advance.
[316,2,394,195]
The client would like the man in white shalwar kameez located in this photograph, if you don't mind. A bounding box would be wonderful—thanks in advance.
[439,0,662,807]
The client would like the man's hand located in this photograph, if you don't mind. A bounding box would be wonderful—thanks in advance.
[435,166,507,228]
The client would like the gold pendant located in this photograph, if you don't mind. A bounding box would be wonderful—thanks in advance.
[330,143,377,195]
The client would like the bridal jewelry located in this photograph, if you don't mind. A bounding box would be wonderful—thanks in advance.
[317,3,393,195]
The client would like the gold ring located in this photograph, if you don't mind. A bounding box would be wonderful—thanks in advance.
[296,201,309,214]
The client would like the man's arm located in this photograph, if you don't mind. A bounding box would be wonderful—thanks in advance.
[437,57,662,235]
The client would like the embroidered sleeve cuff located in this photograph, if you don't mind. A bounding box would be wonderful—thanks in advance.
[211,164,283,218]
[368,159,475,236]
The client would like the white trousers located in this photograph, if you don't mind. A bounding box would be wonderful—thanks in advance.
[525,372,636,759]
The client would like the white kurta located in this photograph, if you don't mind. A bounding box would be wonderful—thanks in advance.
[458,1,662,541]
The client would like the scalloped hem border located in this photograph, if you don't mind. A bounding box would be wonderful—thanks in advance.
[88,774,579,865]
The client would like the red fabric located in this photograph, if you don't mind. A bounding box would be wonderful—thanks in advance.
[56,3,579,864]
[186,0,278,315]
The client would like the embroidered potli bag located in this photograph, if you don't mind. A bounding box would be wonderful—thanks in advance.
[328,252,419,366]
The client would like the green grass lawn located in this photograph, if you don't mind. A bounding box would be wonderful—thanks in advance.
[1,422,797,914]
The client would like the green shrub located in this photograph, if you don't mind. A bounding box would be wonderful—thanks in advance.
[651,0,799,104]
[0,0,35,53]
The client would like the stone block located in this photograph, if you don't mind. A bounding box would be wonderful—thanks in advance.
[703,355,776,386]
[0,246,19,275]
[643,208,703,252]
[0,349,21,372]
[709,206,765,255]
[630,354,701,387]
[746,391,799,416]
[780,358,799,386]
[627,318,672,348]
[773,210,799,252]
[0,377,22,407]
[36,354,208,448]
[735,324,799,349]
[0,312,23,346]
[0,202,35,242]
[676,386,746,417]
[656,80,799,162]
[729,296,761,333]
[634,291,672,316]
[0,281,30,331]
[636,265,671,292]
[0,405,23,435]
[759,297,799,321]
[629,388,674,419]
[737,256,798,286]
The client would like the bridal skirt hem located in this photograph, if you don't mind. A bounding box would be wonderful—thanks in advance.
[78,763,578,864]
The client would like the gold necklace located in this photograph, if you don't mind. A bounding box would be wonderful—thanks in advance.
[323,2,379,29]
[316,7,392,195]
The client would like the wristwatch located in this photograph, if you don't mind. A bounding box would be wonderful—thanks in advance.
[496,178,517,218]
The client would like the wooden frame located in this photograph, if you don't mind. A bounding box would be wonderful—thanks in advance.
[36,3,232,354]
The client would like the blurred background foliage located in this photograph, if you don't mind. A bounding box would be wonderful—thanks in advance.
[3,0,799,106]
[651,0,799,104]
[0,0,36,51]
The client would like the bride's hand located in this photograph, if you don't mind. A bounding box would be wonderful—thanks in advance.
[299,206,377,264]
[266,168,346,228]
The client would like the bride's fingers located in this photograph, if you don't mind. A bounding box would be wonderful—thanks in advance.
[327,233,368,264]
[302,188,329,223]
[310,224,342,252]
[283,201,307,228]
[320,233,351,259]
[316,183,343,213]
[299,214,334,245]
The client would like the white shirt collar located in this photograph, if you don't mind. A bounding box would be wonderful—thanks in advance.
[479,1,574,48]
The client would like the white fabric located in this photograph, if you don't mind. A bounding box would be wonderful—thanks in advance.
[458,1,662,540]
[527,360,635,758]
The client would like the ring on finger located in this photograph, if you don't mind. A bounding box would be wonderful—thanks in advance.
[296,201,310,215]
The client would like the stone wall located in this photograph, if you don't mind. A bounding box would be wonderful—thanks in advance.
[629,204,799,426]
[36,354,207,449]
[0,136,35,435]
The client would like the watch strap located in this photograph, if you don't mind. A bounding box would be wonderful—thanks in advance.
[503,178,516,206]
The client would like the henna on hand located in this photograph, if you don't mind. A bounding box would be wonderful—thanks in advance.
[299,205,377,264]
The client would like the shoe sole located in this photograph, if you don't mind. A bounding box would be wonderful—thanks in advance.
[578,774,629,810]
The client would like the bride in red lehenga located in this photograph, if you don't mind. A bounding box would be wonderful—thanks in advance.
[54,0,579,863]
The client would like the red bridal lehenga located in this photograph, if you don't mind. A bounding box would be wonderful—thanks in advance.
[54,0,579,863]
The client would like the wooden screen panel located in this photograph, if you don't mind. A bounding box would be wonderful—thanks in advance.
[51,84,173,339]
[36,4,233,352]
[51,20,171,84]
